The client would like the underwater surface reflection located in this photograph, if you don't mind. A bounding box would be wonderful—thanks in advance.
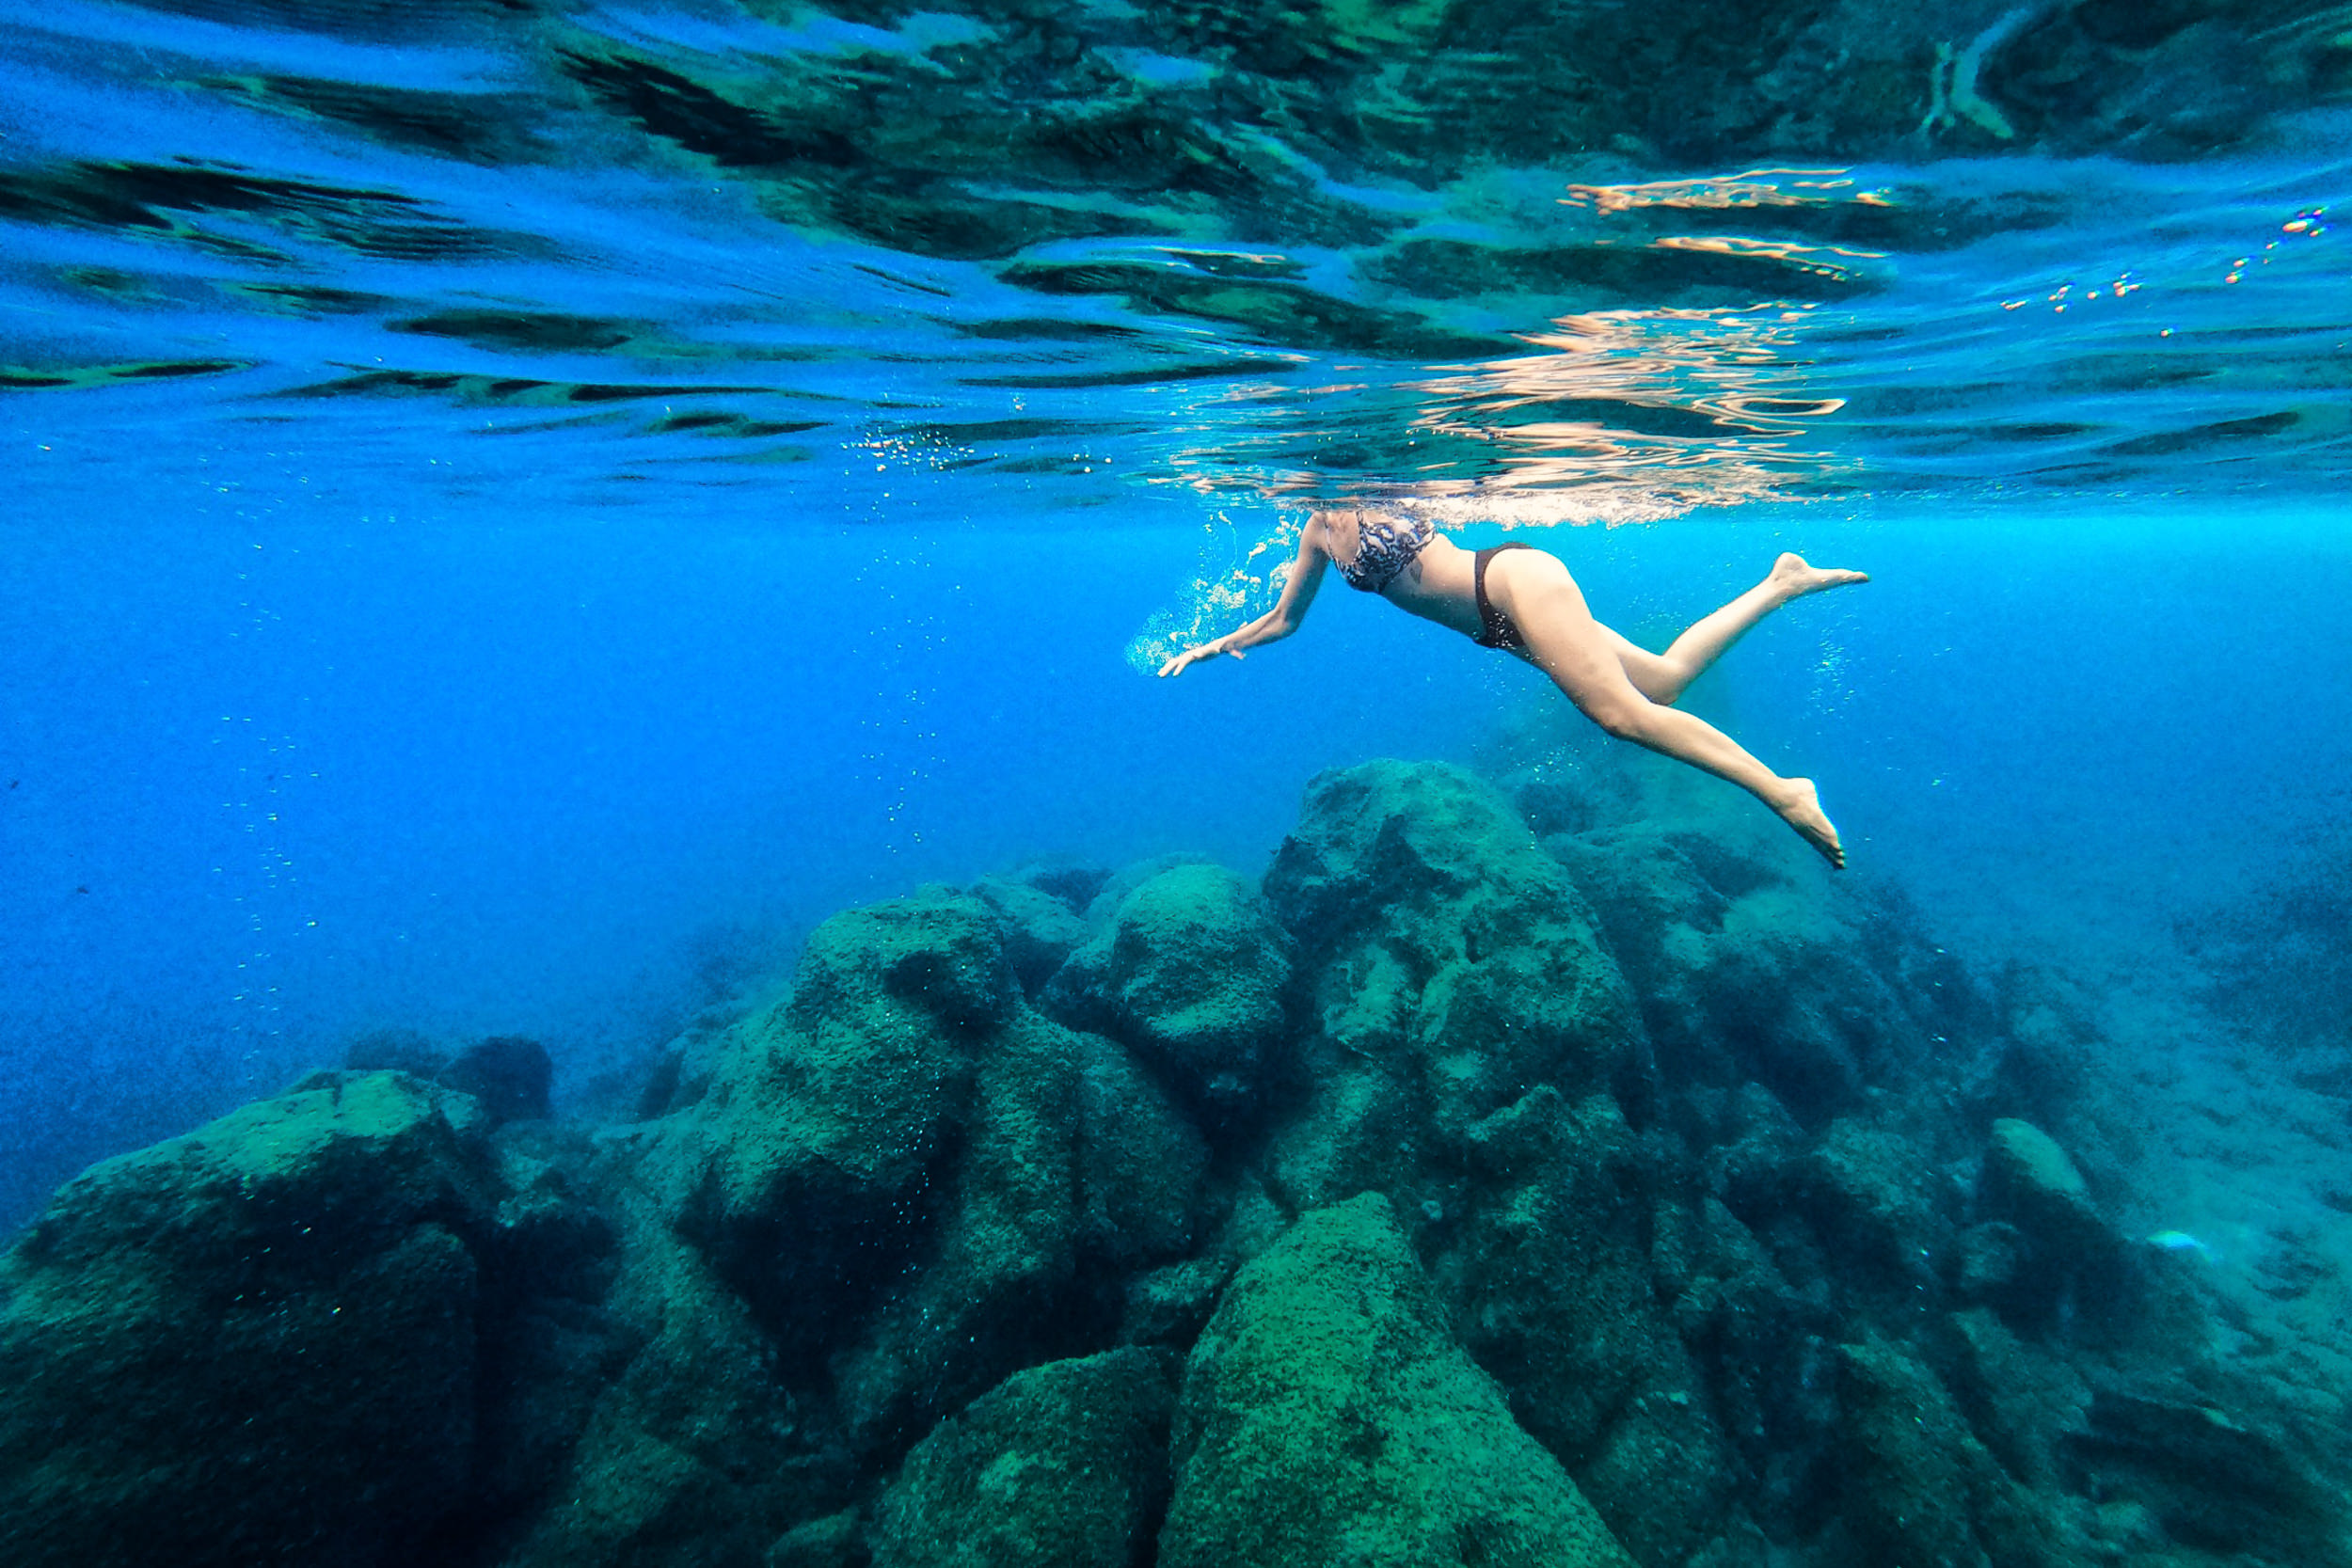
[2,2,2350,1565]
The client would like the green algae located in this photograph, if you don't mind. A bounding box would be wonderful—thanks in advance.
[871,1348,1173,1568]
[1162,1193,1636,1568]
[0,1072,501,1568]
[1054,861,1293,1101]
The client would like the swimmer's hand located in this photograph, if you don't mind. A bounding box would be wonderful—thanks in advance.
[1157,635,1245,677]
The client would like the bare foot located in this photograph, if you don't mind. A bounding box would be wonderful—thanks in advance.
[1768,552,1869,601]
[1774,777,1846,870]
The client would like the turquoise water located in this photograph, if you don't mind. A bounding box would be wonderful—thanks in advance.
[2,3,2346,1219]
[11,7,2352,1566]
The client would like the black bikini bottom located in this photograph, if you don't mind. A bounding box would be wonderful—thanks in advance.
[1473,543,1534,651]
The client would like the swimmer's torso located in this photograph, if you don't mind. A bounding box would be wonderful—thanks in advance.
[1316,510,1485,640]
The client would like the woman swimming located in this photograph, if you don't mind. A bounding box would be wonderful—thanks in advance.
[1157,509,1867,868]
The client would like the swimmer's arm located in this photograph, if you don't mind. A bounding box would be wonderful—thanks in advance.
[1157,530,1329,677]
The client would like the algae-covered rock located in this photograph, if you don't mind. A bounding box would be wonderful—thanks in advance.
[1077,850,1214,927]
[441,1033,555,1125]
[620,886,1110,1468]
[1073,1032,1208,1269]
[1981,1117,2106,1250]
[1160,1192,1636,1568]
[0,1071,500,1568]
[871,1348,1174,1568]
[1049,862,1292,1108]
[2067,1386,2344,1560]
[830,1009,1084,1447]
[1836,1335,2056,1568]
[768,1510,864,1568]
[652,886,1012,1296]
[1452,1087,1676,1450]
[13,742,2349,1568]
[1977,1117,2124,1329]
[1797,1114,1953,1287]
[1262,760,1645,1203]
[1448,1087,1742,1561]
[1946,1306,2090,1492]
[1118,1253,1232,1348]
[505,1132,850,1568]
[1553,818,1961,1121]
[970,873,1091,995]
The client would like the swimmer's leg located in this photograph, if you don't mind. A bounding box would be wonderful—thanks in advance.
[1606,553,1868,705]
[1493,550,1846,868]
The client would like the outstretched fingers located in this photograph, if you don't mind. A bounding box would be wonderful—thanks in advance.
[1157,638,1244,677]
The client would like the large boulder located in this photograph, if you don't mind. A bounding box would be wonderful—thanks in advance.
[1073,1032,1209,1270]
[0,1072,501,1567]
[1047,862,1293,1111]
[504,1210,847,1568]
[1835,1336,2059,1568]
[1796,1114,1954,1290]
[871,1348,1175,1568]
[440,1034,555,1125]
[1554,820,1964,1121]
[969,872,1092,995]
[1261,760,1645,1207]
[649,887,1014,1315]
[1975,1117,2126,1332]
[1443,1086,1744,1562]
[642,884,1180,1455]
[828,1009,1086,1448]
[1159,1193,1636,1568]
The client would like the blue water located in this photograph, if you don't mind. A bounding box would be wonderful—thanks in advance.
[3,0,2348,1226]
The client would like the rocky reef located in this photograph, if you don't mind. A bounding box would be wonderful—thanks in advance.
[3,748,2347,1567]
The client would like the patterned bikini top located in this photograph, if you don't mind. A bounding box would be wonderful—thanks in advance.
[1334,514,1436,593]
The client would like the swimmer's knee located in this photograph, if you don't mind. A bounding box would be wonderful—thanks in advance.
[1584,698,1651,742]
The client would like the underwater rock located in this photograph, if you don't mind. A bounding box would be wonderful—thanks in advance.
[2065,1386,2343,1560]
[1551,810,1970,1124]
[650,886,1011,1291]
[1047,862,1293,1112]
[1117,1253,1232,1348]
[0,1071,501,1567]
[768,1510,866,1568]
[1667,1196,1844,1531]
[504,1197,849,1568]
[1262,760,1645,1205]
[1075,849,1213,927]
[870,1348,1174,1568]
[969,872,1091,995]
[1977,1117,2123,1327]
[344,1023,451,1077]
[1705,1079,1810,1221]
[1446,1085,1745,1561]
[1989,964,2104,1115]
[632,878,1216,1463]
[829,1008,1086,1449]
[1160,1193,1636,1568]
[626,885,1113,1463]
[1945,1306,2091,1493]
[15,747,2352,1568]
[1954,1219,2031,1301]
[1796,1114,1953,1288]
[441,1033,555,1125]
[1980,1117,2106,1251]
[1073,1031,1209,1270]
[1451,1087,1675,1449]
[1835,1335,2056,1568]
